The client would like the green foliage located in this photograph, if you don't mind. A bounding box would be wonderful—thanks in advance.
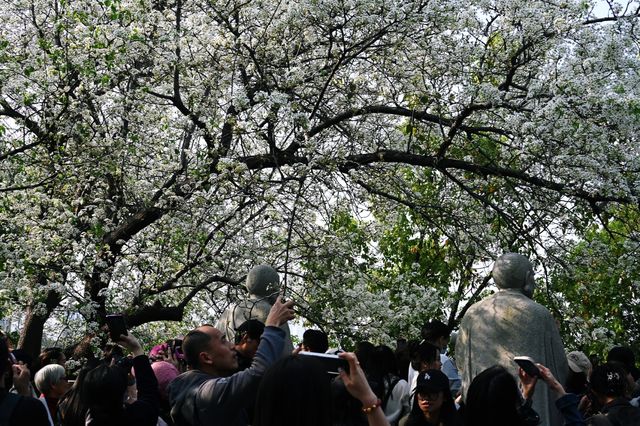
[377,211,454,291]
[542,206,640,357]
[1,0,639,357]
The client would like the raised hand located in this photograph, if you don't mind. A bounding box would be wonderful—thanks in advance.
[537,363,567,397]
[265,296,295,327]
[518,366,538,400]
[116,333,144,357]
[12,362,32,396]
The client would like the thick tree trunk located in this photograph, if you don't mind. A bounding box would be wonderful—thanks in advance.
[17,286,61,362]
[18,306,48,362]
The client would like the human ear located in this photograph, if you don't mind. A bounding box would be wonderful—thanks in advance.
[199,351,214,365]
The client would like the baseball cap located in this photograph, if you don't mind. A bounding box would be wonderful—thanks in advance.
[567,351,592,375]
[416,369,450,394]
[590,363,627,397]
[607,346,640,380]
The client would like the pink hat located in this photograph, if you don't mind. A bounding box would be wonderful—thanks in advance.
[149,344,168,360]
[149,342,185,361]
[150,361,180,399]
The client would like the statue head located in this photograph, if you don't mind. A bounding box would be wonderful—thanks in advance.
[492,253,535,298]
[245,264,280,297]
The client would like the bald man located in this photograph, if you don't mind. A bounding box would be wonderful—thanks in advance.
[168,296,295,426]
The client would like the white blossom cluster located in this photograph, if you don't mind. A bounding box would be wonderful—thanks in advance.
[0,0,639,352]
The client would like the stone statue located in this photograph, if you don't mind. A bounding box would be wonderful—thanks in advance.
[455,253,568,426]
[215,265,293,355]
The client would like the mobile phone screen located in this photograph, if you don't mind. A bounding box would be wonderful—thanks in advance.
[106,314,128,340]
[514,356,540,377]
[298,352,349,375]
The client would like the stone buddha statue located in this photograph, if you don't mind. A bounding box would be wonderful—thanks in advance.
[215,265,293,354]
[455,253,568,426]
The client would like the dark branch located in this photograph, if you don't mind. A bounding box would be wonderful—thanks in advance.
[125,275,239,326]
[103,207,164,253]
[306,105,509,140]
[240,149,631,206]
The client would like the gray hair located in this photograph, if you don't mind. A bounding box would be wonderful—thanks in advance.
[34,363,66,395]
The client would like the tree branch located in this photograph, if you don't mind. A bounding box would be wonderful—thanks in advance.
[240,148,632,205]
[103,207,164,253]
[306,104,509,139]
[125,275,239,326]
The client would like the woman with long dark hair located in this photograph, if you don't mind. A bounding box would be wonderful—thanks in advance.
[60,333,158,426]
[254,354,332,426]
[463,363,585,426]
[253,352,391,426]
[462,365,538,426]
[371,345,409,425]
[401,369,462,426]
[58,360,98,426]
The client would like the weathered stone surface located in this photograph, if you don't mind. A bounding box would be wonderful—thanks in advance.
[215,265,293,354]
[456,253,568,426]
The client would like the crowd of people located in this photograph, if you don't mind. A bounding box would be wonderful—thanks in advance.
[2,304,640,426]
[1,259,640,425]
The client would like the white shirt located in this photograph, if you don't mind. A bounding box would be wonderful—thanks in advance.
[383,378,410,425]
[407,353,462,397]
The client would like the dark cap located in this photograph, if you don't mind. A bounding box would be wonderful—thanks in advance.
[607,346,640,380]
[590,363,628,397]
[416,369,450,394]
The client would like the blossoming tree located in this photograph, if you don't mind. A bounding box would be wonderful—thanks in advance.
[0,0,639,356]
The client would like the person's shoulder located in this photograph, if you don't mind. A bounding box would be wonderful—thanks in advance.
[606,397,640,415]
[445,408,464,426]
[587,413,614,426]
[169,370,214,393]
[13,394,45,410]
[398,413,410,426]
[11,394,50,425]
[392,377,410,392]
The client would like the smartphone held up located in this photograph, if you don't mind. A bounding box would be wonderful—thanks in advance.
[298,351,349,376]
[514,356,541,377]
[105,314,129,341]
